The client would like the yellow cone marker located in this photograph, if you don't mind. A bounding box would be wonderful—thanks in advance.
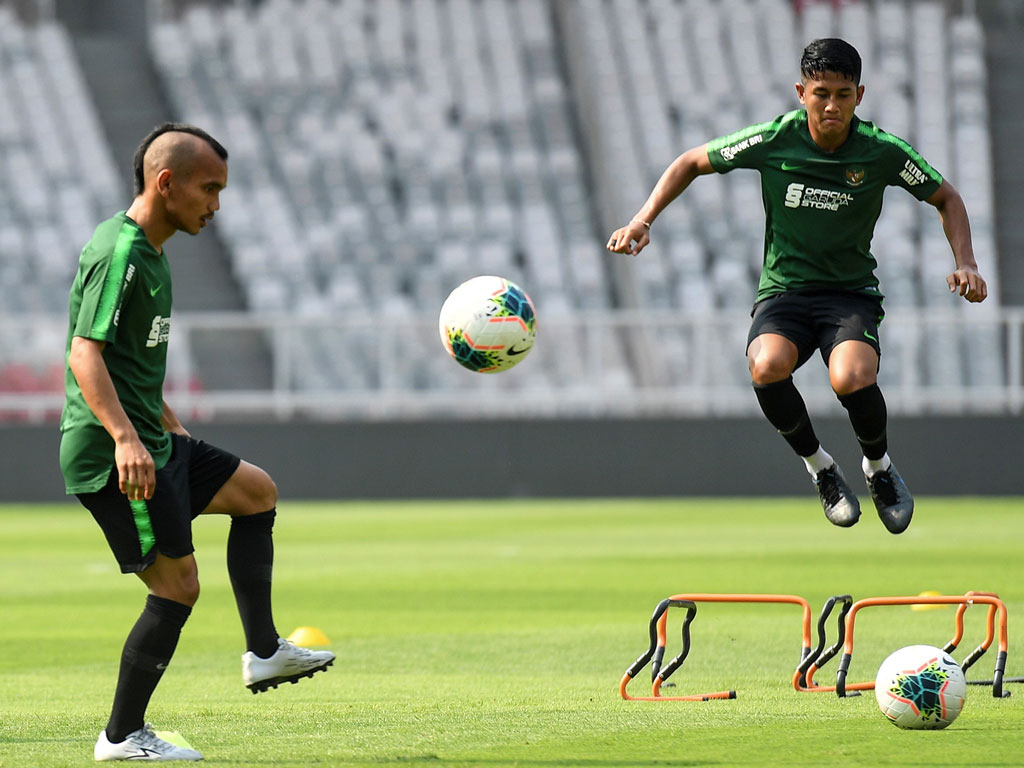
[910,590,948,611]
[153,731,197,750]
[287,625,331,646]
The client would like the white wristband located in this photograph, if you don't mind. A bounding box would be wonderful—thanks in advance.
[631,218,652,229]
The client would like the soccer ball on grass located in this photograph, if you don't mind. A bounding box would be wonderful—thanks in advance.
[438,275,537,373]
[874,644,966,729]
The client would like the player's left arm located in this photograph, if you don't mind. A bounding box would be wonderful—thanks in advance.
[925,180,987,303]
[161,400,191,437]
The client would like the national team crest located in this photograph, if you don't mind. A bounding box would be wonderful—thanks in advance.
[845,166,866,187]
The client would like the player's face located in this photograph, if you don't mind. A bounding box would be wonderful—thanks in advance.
[165,147,227,236]
[796,72,864,149]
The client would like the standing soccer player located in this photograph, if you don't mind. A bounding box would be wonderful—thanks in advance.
[607,39,987,534]
[60,123,335,762]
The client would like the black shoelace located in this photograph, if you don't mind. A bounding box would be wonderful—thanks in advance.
[818,468,843,506]
[870,471,898,506]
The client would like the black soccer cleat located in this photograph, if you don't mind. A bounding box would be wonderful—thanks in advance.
[813,464,861,528]
[866,465,914,534]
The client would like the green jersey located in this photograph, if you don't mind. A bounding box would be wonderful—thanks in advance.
[59,212,173,494]
[706,110,943,301]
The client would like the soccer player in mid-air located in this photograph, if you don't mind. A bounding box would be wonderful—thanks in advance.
[607,38,987,534]
[60,123,335,761]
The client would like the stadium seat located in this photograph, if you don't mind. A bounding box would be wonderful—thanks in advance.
[0,0,1005,419]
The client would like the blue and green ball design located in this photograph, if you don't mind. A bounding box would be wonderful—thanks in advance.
[439,276,537,373]
[887,661,951,724]
[875,646,966,730]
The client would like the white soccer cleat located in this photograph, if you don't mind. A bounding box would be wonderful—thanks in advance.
[242,637,335,693]
[94,724,203,761]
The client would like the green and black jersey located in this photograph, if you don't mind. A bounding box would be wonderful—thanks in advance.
[706,110,943,302]
[59,212,173,494]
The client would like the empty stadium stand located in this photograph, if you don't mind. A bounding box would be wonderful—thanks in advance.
[0,0,1015,419]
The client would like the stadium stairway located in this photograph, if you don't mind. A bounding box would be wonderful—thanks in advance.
[55,0,272,391]
[978,0,1024,305]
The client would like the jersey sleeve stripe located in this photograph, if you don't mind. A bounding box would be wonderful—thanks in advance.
[707,117,781,152]
[856,122,943,184]
[706,109,804,153]
[90,223,136,338]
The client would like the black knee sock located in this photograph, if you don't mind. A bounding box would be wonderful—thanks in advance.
[227,509,279,658]
[838,383,888,461]
[106,595,191,743]
[753,377,820,457]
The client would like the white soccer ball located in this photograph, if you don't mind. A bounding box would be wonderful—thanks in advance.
[438,275,537,373]
[874,645,966,729]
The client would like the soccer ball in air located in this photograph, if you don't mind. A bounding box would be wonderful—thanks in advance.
[438,275,537,373]
[874,645,966,729]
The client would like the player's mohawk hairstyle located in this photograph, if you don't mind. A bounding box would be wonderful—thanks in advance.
[800,38,862,84]
[132,122,228,196]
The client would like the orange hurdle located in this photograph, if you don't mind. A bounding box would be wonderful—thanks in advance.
[793,594,853,692]
[620,594,813,701]
[803,592,1010,698]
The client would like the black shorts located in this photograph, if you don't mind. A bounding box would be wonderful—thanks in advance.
[747,290,884,370]
[76,433,241,573]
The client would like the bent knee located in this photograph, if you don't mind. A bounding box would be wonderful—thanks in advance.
[232,462,278,514]
[177,578,201,606]
[251,467,278,512]
[749,358,794,386]
[830,369,877,396]
[151,574,200,606]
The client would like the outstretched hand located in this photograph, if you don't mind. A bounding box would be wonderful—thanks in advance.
[606,221,650,256]
[947,266,987,303]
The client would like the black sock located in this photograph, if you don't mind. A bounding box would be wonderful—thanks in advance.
[753,377,820,457]
[106,595,191,743]
[227,509,279,658]
[838,383,888,460]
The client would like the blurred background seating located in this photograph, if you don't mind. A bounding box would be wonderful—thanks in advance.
[0,0,1017,420]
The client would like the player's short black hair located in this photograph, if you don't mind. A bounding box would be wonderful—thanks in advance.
[800,38,862,84]
[132,122,228,196]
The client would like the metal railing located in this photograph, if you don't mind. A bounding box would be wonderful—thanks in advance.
[2,307,1022,422]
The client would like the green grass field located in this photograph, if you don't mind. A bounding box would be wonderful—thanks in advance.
[1,497,1022,767]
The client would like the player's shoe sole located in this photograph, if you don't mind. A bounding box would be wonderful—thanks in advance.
[245,658,334,693]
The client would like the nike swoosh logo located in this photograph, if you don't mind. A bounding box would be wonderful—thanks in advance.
[150,284,163,297]
[863,330,878,343]
[507,345,530,356]
[124,747,160,758]
[781,161,804,171]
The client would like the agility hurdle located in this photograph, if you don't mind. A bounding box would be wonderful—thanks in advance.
[794,591,983,693]
[620,594,813,701]
[802,592,1011,698]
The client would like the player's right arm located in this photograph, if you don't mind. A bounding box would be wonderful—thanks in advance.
[68,336,155,500]
[606,144,715,256]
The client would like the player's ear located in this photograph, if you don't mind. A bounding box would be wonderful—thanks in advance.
[156,168,173,196]
[855,84,865,105]
[795,81,806,104]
